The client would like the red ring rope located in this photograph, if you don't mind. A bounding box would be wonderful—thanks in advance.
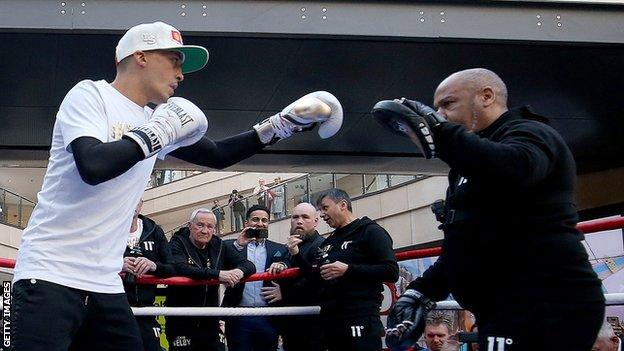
[1,216,622,286]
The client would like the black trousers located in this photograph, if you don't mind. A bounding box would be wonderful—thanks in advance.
[477,300,604,351]
[136,316,163,351]
[281,315,325,351]
[10,279,143,351]
[167,317,225,351]
[225,316,279,351]
[322,315,383,351]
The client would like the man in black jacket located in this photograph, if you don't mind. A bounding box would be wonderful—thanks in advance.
[314,188,399,351]
[375,68,604,351]
[279,202,326,351]
[222,204,290,351]
[167,208,255,351]
[123,199,175,351]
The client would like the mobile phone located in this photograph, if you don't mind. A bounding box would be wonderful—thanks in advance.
[246,228,268,239]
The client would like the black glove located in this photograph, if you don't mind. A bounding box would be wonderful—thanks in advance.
[430,199,446,224]
[371,98,446,159]
[385,289,436,351]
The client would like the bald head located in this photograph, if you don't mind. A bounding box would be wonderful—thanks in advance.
[434,68,508,132]
[295,202,317,214]
[290,202,319,238]
[442,68,507,106]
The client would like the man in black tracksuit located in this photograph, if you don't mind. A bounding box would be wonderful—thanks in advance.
[280,202,327,351]
[313,189,399,351]
[379,68,604,351]
[166,208,255,351]
[123,200,175,351]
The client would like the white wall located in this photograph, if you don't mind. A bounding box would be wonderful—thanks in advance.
[0,224,21,279]
[0,222,20,260]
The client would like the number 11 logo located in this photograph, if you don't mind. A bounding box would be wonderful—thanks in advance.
[487,336,513,351]
[350,325,364,337]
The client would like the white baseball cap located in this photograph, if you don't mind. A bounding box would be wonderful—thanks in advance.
[115,21,209,74]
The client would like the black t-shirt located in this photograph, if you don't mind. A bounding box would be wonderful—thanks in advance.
[197,246,211,268]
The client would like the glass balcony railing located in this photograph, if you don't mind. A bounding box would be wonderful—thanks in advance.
[0,187,36,229]
[147,170,204,189]
[166,173,427,238]
[0,172,426,235]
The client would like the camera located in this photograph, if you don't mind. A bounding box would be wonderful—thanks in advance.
[430,199,446,224]
[246,228,269,239]
[312,247,331,269]
[124,245,143,284]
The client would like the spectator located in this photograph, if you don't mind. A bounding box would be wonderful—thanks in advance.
[167,208,255,351]
[229,190,246,231]
[271,177,286,220]
[253,177,274,211]
[211,199,226,234]
[314,188,399,351]
[279,202,326,351]
[122,199,175,351]
[422,311,453,351]
[397,265,414,295]
[592,321,621,351]
[469,324,479,351]
[222,204,289,351]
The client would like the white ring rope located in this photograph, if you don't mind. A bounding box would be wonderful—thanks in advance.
[132,293,621,316]
[434,293,624,310]
[132,306,321,317]
[603,293,624,306]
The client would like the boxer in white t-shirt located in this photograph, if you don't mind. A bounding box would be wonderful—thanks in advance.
[11,21,344,351]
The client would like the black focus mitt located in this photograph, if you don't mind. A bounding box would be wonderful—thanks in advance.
[385,289,436,350]
[371,98,446,159]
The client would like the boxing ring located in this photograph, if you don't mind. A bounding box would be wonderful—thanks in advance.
[0,216,622,336]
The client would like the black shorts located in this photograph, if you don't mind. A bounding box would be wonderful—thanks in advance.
[10,279,142,351]
[322,315,384,351]
[477,300,604,351]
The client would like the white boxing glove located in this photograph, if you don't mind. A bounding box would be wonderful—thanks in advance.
[253,91,343,145]
[124,97,208,158]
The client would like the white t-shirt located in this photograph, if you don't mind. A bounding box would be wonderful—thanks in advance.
[127,218,143,249]
[13,79,158,293]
